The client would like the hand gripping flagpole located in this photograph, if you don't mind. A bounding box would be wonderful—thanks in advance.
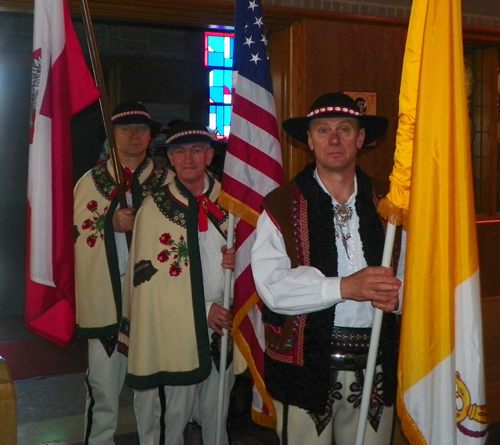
[78,0,130,247]
[215,212,235,445]
[354,222,397,445]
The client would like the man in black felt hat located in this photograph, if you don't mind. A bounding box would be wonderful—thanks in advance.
[251,93,405,445]
[74,101,173,445]
[119,120,235,445]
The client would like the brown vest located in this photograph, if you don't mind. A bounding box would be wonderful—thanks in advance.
[261,164,398,414]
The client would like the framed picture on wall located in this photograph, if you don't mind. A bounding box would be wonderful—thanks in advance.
[343,91,377,146]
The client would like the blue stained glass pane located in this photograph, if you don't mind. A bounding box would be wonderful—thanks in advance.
[208,53,224,67]
[217,107,224,133]
[206,32,234,136]
[210,86,224,103]
[208,35,225,53]
[224,70,232,89]
[224,106,231,126]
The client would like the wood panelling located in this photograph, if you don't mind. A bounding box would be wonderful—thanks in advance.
[477,223,500,297]
[272,18,407,185]
[481,296,500,423]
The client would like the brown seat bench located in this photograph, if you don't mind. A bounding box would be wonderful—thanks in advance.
[0,356,17,445]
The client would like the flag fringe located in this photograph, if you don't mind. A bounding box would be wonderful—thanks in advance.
[219,190,260,228]
[232,291,277,428]
[377,197,408,229]
[251,407,276,429]
[397,393,428,445]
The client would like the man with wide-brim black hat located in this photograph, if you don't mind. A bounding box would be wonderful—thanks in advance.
[251,93,405,445]
[119,120,236,445]
[74,101,173,445]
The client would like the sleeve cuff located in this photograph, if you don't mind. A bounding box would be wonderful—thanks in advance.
[321,277,343,304]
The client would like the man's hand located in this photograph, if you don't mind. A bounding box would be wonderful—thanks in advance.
[340,266,401,312]
[112,207,136,233]
[208,303,234,336]
[221,246,235,271]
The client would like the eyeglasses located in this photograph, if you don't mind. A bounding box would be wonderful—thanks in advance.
[169,145,209,158]
[115,124,151,135]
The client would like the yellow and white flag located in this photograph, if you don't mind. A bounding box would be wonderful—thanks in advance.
[378,0,488,443]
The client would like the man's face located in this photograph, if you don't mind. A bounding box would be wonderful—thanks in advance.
[167,142,214,186]
[114,123,151,160]
[307,117,365,174]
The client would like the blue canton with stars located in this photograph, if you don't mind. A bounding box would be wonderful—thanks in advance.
[233,0,274,93]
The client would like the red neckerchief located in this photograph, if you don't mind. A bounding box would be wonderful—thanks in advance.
[195,195,224,232]
[123,167,134,193]
[109,167,133,200]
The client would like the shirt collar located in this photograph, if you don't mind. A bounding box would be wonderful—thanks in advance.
[313,167,357,205]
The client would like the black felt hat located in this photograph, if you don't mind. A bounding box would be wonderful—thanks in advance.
[282,93,389,146]
[164,120,215,147]
[110,101,162,132]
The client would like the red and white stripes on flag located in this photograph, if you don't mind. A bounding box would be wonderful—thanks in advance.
[219,0,284,429]
[26,0,100,347]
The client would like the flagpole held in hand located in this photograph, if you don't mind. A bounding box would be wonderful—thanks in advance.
[215,212,235,445]
[78,0,130,247]
[355,223,397,445]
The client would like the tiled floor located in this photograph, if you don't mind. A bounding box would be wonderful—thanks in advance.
[15,372,278,445]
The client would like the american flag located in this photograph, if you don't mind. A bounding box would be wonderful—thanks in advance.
[219,0,284,428]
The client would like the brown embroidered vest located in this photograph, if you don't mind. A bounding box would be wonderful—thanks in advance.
[261,163,398,414]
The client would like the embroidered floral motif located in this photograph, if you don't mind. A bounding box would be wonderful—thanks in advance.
[91,160,169,200]
[157,233,189,276]
[154,188,187,229]
[347,370,385,431]
[308,373,343,435]
[81,200,108,247]
[264,315,306,366]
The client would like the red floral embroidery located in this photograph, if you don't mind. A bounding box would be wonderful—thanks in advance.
[157,233,189,277]
[81,200,106,247]
[169,264,182,276]
[159,233,172,245]
[87,200,98,212]
[157,251,170,263]
[86,235,97,247]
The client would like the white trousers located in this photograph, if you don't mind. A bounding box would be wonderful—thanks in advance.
[274,369,394,445]
[135,361,235,445]
[84,339,158,445]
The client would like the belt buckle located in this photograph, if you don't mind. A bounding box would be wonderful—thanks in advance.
[332,352,357,369]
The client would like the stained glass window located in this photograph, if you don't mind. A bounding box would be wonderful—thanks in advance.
[205,31,234,140]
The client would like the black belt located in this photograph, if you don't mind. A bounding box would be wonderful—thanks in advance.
[330,326,380,370]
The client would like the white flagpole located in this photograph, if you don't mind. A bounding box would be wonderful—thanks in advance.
[355,222,397,445]
[215,212,235,445]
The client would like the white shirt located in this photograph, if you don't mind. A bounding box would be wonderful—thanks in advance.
[251,170,405,328]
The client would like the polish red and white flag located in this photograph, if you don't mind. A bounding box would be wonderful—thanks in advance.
[26,0,100,347]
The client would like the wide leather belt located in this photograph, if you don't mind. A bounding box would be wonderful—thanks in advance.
[330,326,380,370]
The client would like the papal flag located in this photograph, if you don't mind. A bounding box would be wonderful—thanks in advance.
[377,0,488,443]
[26,0,100,347]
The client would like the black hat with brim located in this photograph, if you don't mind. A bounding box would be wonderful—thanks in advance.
[110,101,163,132]
[282,93,389,146]
[163,120,218,148]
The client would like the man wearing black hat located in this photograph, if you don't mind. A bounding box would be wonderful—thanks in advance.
[251,93,405,445]
[119,120,235,445]
[74,101,173,445]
